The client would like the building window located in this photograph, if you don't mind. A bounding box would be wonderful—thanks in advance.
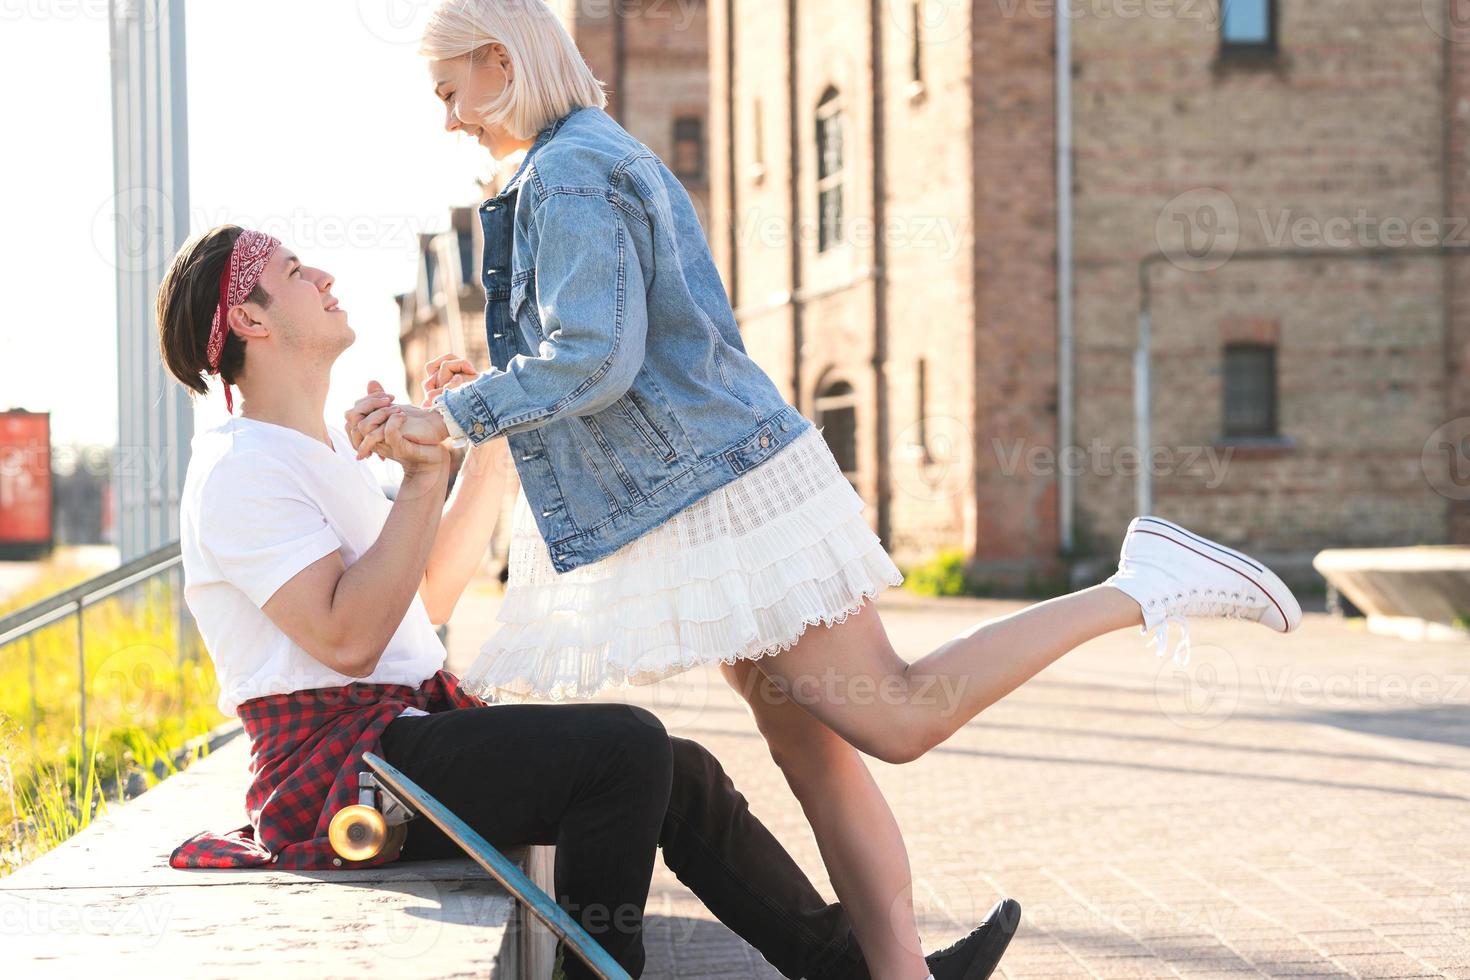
[752,98,765,180]
[424,246,440,306]
[910,1,923,83]
[457,227,475,286]
[673,116,704,181]
[816,87,844,252]
[1222,343,1278,438]
[1221,0,1275,52]
[915,357,933,463]
[815,380,859,479]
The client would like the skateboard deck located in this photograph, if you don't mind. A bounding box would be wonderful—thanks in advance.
[362,751,632,980]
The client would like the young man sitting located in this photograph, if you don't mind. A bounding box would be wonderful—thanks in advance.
[157,224,1019,980]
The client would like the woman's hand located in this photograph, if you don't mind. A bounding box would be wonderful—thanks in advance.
[421,353,480,407]
[355,403,451,461]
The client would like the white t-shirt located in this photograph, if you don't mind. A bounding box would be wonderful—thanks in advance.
[180,416,446,716]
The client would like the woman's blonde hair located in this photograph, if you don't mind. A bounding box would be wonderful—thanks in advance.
[419,0,608,140]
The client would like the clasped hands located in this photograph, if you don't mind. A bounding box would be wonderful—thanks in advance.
[344,354,480,472]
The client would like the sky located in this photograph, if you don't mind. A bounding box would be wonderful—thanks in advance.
[0,1,500,447]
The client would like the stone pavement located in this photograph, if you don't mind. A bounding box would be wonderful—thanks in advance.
[445,584,1470,979]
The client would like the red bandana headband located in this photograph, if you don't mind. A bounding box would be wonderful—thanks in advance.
[206,229,281,413]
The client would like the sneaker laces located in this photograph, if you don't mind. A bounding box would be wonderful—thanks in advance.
[1147,613,1193,666]
[1147,587,1263,667]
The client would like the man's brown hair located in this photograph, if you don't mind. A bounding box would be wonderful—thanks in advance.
[157,225,272,396]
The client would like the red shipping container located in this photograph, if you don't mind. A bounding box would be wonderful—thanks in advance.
[0,411,53,548]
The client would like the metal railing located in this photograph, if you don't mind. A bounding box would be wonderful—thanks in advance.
[0,542,189,758]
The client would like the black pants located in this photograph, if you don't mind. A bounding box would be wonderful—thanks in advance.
[379,702,867,980]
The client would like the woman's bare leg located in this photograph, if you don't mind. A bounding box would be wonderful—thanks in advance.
[720,658,929,980]
[750,584,1143,764]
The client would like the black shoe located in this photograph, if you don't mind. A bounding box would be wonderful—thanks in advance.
[925,898,1021,980]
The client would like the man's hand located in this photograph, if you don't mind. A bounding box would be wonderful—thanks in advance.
[421,353,480,407]
[356,403,451,461]
[345,380,395,457]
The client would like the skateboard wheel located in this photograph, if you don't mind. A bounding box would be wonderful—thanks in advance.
[329,803,389,861]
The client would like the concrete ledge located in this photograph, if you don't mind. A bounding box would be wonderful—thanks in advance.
[1313,545,1470,641]
[1,725,556,978]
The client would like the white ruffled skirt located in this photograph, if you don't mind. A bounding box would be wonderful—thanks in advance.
[459,423,905,702]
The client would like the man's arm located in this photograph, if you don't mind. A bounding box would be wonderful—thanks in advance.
[346,373,516,626]
[260,417,451,678]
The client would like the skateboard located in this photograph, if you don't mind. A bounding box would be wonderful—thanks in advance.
[328,750,632,980]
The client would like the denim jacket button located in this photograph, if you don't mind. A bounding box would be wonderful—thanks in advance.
[472,422,486,434]
[759,435,770,448]
[779,421,788,432]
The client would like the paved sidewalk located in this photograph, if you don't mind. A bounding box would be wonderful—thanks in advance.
[446,586,1470,979]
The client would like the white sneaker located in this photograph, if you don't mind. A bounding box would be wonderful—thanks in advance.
[1102,516,1302,665]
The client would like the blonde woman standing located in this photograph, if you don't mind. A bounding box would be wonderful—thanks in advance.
[348,2,1303,977]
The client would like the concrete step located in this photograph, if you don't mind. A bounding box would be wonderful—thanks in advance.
[2,725,556,978]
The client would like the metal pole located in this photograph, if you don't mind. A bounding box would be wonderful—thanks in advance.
[1056,0,1075,552]
[108,0,192,563]
[26,635,40,758]
[75,602,87,767]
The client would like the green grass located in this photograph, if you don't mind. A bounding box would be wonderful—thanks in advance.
[0,560,227,876]
[902,548,981,598]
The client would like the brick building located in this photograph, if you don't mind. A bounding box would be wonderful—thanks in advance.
[706,0,1470,588]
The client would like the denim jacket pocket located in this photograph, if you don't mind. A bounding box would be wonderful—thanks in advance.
[508,272,542,354]
[609,390,677,462]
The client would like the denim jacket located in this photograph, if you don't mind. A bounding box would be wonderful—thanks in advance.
[440,105,812,573]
